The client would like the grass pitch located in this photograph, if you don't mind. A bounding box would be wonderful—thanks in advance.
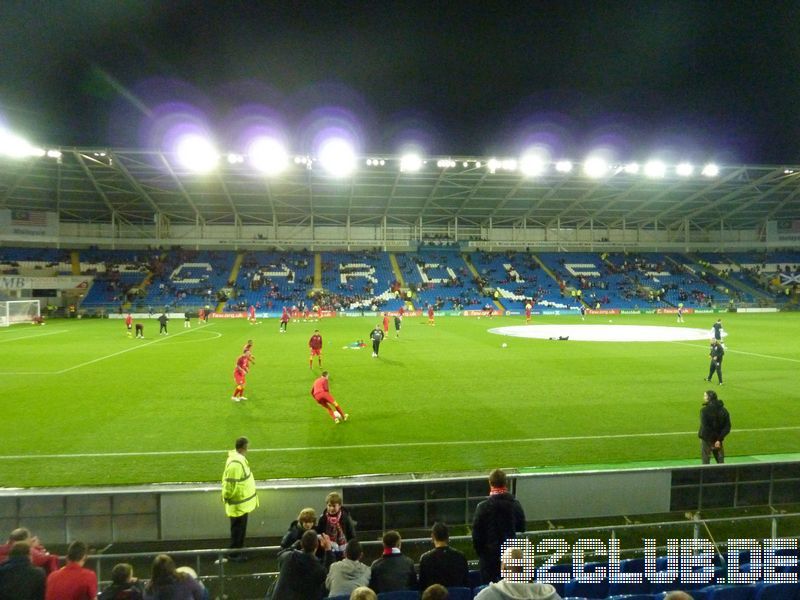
[1,312,799,488]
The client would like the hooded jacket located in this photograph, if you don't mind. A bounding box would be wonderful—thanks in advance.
[325,557,371,596]
[475,581,562,600]
[698,398,731,443]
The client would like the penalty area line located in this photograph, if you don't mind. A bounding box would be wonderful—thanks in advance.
[1,425,799,461]
[670,341,800,363]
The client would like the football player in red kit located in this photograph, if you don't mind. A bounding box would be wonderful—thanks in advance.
[427,305,435,325]
[311,371,348,423]
[280,307,289,333]
[232,351,250,402]
[248,305,256,324]
[382,313,389,335]
[125,313,133,337]
[308,330,323,369]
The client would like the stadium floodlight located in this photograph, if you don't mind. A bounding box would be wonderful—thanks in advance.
[583,157,609,178]
[487,158,500,173]
[46,149,62,159]
[702,163,719,177]
[175,134,219,173]
[644,160,666,178]
[555,160,573,173]
[400,153,423,173]
[318,138,356,177]
[623,162,640,174]
[519,154,545,177]
[248,138,289,176]
[227,153,244,164]
[0,129,45,159]
[676,162,694,176]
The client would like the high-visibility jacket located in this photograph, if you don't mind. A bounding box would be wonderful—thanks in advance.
[222,450,259,517]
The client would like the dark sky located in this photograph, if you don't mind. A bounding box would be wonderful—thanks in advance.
[1,0,800,163]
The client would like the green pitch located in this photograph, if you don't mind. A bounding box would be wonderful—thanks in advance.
[1,312,799,488]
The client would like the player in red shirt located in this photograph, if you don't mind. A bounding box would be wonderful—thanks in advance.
[231,351,250,402]
[248,305,256,324]
[242,340,256,367]
[427,305,435,326]
[399,305,405,318]
[198,308,205,323]
[311,371,348,423]
[280,306,289,333]
[308,329,323,369]
[125,313,133,337]
[525,302,532,324]
[382,313,389,335]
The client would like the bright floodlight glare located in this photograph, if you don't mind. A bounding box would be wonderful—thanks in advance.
[400,153,423,173]
[676,162,694,176]
[644,160,666,178]
[176,135,219,173]
[318,138,356,177]
[555,160,573,173]
[487,158,500,173]
[520,154,545,177]
[623,162,640,174]
[0,129,44,158]
[583,157,608,178]
[702,163,719,177]
[249,138,288,176]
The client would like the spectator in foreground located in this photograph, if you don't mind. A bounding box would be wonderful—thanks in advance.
[475,547,561,600]
[422,583,450,600]
[0,541,45,600]
[369,530,417,594]
[143,554,205,600]
[98,563,144,600]
[326,539,370,597]
[281,507,317,550]
[0,527,59,573]
[350,587,377,600]
[272,529,333,600]
[45,540,97,600]
[316,491,356,557]
[472,468,526,583]
[418,522,470,590]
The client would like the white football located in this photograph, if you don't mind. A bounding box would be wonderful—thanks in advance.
[501,342,508,348]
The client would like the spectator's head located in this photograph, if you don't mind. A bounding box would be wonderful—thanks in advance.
[345,539,362,560]
[382,530,401,550]
[297,507,317,530]
[150,554,178,585]
[235,436,249,453]
[422,584,450,600]
[325,491,342,514]
[350,587,377,600]
[300,529,319,554]
[489,468,508,489]
[9,541,31,559]
[111,563,134,585]
[8,528,31,542]
[501,546,528,582]
[431,522,449,545]
[66,541,88,564]
[665,593,694,600]
[703,390,718,405]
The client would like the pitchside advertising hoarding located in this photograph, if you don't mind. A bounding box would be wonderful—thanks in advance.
[766,219,800,243]
[501,538,799,585]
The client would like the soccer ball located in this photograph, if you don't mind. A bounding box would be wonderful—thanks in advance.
[501,342,508,348]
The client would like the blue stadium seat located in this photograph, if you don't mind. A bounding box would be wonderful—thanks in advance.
[754,583,800,600]
[707,584,758,600]
[325,595,351,600]
[468,570,482,589]
[563,580,609,599]
[473,585,488,596]
[377,591,420,600]
[446,587,473,600]
[607,582,652,596]
[606,594,652,600]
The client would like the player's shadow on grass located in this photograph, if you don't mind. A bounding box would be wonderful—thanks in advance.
[375,357,403,367]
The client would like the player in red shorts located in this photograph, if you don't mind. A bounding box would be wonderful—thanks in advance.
[382,313,389,335]
[248,305,256,324]
[280,306,289,333]
[308,329,323,369]
[125,313,133,337]
[231,351,250,402]
[427,305,435,326]
[525,302,532,324]
[311,371,348,423]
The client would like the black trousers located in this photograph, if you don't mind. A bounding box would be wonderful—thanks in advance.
[707,360,723,383]
[372,340,381,355]
[229,513,248,554]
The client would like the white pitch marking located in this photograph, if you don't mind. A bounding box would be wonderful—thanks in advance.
[0,329,68,343]
[1,425,798,461]
[670,341,800,364]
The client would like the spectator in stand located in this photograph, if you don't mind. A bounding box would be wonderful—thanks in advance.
[281,507,317,550]
[350,587,377,600]
[0,528,59,573]
[0,541,46,600]
[369,530,417,594]
[316,492,356,558]
[418,522,470,590]
[98,563,144,600]
[326,539,371,597]
[272,529,333,600]
[143,555,205,600]
[422,584,450,600]
[45,540,97,600]
[475,547,561,600]
[472,469,527,584]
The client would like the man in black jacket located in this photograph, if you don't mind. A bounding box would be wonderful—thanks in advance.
[699,390,731,464]
[0,541,45,600]
[272,529,333,600]
[418,522,470,590]
[369,530,417,593]
[705,340,725,385]
[472,468,526,584]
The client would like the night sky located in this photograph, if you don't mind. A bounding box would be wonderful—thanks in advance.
[1,0,800,163]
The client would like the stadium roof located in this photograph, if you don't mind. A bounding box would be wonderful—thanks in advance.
[1,149,799,232]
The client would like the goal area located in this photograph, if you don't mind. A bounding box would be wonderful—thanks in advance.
[0,299,41,326]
